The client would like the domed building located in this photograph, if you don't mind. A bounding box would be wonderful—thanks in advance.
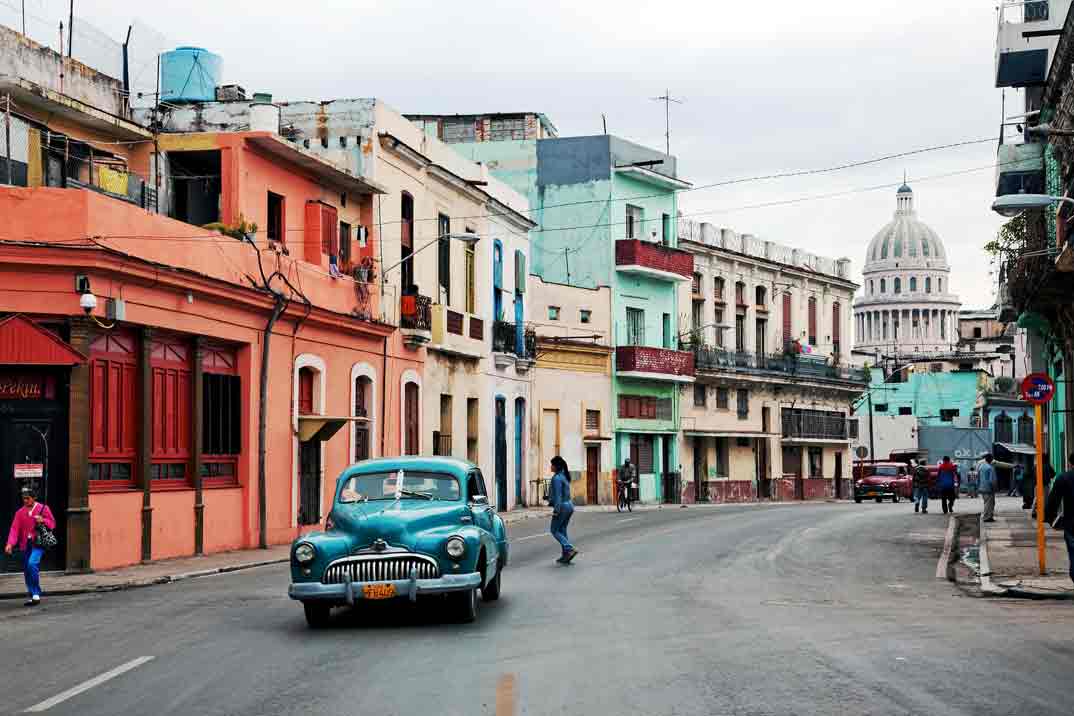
[853,184,961,355]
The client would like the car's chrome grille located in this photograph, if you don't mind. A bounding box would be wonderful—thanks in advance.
[322,555,440,584]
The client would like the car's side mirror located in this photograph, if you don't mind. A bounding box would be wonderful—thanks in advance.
[470,494,489,506]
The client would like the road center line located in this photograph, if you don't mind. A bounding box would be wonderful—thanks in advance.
[25,656,155,712]
[512,533,547,542]
[617,517,638,524]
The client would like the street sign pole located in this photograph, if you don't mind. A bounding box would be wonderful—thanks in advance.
[1034,402,1045,575]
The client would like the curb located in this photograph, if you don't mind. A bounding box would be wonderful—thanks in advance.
[0,557,288,601]
[969,513,1071,600]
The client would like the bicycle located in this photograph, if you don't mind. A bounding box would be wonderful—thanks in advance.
[616,481,634,513]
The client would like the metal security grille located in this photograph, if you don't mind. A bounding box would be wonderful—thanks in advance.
[322,555,440,584]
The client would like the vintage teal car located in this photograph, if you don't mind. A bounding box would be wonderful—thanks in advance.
[288,457,508,627]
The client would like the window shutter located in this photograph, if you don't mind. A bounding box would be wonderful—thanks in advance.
[782,292,792,345]
[515,250,526,294]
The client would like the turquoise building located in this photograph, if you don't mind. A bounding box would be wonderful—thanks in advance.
[412,114,695,501]
[855,366,986,427]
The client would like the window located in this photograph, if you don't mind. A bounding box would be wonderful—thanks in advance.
[400,193,415,291]
[715,438,729,476]
[626,308,645,346]
[203,373,241,455]
[466,398,479,463]
[629,434,654,474]
[694,384,707,407]
[874,403,889,413]
[735,315,745,352]
[735,282,746,306]
[714,308,725,348]
[585,409,600,433]
[880,279,886,293]
[930,363,943,373]
[808,448,823,478]
[995,413,1014,442]
[937,278,942,293]
[716,387,729,410]
[319,203,339,257]
[692,273,703,294]
[625,204,643,239]
[548,306,561,321]
[267,192,284,243]
[1017,414,1034,444]
[808,296,817,345]
[663,313,672,349]
[781,292,792,347]
[832,302,841,355]
[492,240,504,321]
[909,276,917,292]
[736,389,748,419]
[489,116,526,141]
[662,213,672,246]
[755,286,766,307]
[714,277,725,301]
[618,395,673,420]
[442,118,476,143]
[940,408,959,423]
[353,375,373,462]
[339,221,352,267]
[580,309,591,324]
[973,327,982,338]
[89,330,138,489]
[437,213,451,305]
[298,368,314,415]
[435,394,452,456]
[925,277,931,293]
[465,245,476,314]
[756,318,767,355]
[898,406,913,416]
[869,280,874,294]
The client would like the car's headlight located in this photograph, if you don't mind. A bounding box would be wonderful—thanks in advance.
[294,543,316,564]
[446,536,466,560]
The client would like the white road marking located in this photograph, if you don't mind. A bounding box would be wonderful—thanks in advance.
[25,656,155,712]
[937,516,957,579]
[617,518,638,524]
[512,533,548,542]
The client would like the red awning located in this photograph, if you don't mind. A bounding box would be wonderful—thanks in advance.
[0,314,87,365]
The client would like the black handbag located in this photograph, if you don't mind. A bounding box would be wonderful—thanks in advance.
[31,506,57,550]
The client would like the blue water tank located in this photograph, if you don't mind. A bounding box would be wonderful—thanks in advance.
[159,47,222,104]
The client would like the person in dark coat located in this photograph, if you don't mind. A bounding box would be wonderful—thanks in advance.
[1044,452,1074,586]
[548,456,578,564]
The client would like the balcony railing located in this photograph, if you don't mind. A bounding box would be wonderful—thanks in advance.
[432,432,452,457]
[400,293,432,331]
[616,345,695,379]
[691,344,869,384]
[492,321,536,358]
[615,239,693,280]
[781,413,850,441]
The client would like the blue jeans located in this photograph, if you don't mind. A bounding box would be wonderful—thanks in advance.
[22,547,43,598]
[1065,531,1074,585]
[914,487,929,511]
[550,503,574,555]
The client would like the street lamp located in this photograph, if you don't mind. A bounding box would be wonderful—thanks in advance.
[990,193,1074,217]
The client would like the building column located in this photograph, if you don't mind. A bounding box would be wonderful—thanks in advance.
[66,317,92,573]
[191,337,205,555]
[140,327,153,563]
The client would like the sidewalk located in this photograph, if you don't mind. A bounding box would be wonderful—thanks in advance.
[979,497,1073,599]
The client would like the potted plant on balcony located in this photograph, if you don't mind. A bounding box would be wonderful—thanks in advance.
[203,214,258,242]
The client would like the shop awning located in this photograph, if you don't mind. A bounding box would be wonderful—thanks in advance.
[0,314,87,365]
[297,415,368,442]
[994,442,1037,457]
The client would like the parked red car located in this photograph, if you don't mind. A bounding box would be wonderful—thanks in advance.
[853,462,912,503]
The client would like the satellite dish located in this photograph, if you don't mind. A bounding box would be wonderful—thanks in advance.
[855,446,869,459]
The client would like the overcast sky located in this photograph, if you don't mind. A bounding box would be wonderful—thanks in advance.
[9,0,1009,308]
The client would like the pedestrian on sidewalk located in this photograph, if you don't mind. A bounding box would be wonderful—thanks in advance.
[978,454,997,522]
[1044,452,1074,586]
[548,456,578,565]
[938,457,958,514]
[4,487,56,607]
[1009,463,1023,497]
[912,460,930,514]
[1031,455,1057,518]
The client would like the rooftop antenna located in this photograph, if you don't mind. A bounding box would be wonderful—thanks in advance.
[650,89,683,156]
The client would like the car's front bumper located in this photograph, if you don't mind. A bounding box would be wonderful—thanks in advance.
[289,572,482,604]
[855,486,894,499]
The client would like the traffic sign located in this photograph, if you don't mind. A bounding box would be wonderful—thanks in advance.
[1020,372,1056,405]
[854,445,869,459]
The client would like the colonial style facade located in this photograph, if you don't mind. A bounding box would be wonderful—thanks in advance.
[677,220,868,501]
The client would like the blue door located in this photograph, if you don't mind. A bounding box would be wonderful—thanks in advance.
[495,397,507,511]
[514,398,525,506]
[514,297,524,354]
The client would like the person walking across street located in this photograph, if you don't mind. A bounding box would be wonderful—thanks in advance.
[548,456,578,565]
[978,454,998,522]
[938,456,958,514]
[1044,452,1074,586]
[5,487,56,607]
[1009,463,1023,497]
[912,460,930,514]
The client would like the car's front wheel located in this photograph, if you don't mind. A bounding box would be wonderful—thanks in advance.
[450,587,478,623]
[303,602,331,629]
[892,492,900,503]
[482,566,502,602]
[854,495,862,503]
[874,496,883,503]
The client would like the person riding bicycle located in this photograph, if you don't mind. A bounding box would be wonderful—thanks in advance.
[618,459,636,496]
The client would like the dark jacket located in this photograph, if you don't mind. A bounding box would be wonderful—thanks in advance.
[912,466,930,489]
[1045,470,1073,532]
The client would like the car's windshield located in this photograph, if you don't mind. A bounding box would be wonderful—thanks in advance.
[338,471,460,502]
[873,466,900,476]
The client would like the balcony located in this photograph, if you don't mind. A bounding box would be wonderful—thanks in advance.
[615,345,695,382]
[996,141,1045,197]
[995,0,1065,87]
[492,321,537,371]
[429,305,484,360]
[781,410,851,442]
[400,293,432,348]
[692,345,869,386]
[615,239,693,282]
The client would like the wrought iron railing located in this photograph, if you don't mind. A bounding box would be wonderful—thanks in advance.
[691,344,868,383]
[492,321,537,358]
[400,293,432,331]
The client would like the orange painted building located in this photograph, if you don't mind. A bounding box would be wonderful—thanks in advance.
[0,82,424,571]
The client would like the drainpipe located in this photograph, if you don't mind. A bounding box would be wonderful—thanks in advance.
[258,294,287,549]
[381,336,388,457]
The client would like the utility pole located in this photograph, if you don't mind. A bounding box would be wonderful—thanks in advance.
[21,0,25,35]
[4,94,11,186]
[650,89,683,156]
[867,390,876,462]
[68,0,74,57]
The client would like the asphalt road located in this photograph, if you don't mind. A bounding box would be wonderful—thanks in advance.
[2,500,1072,716]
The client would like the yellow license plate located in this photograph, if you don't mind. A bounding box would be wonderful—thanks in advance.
[362,583,396,600]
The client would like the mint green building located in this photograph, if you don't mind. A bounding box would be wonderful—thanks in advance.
[410,113,695,501]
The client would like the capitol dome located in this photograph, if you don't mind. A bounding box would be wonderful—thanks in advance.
[853,184,961,356]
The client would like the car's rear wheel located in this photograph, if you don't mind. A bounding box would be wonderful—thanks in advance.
[854,495,862,503]
[892,493,900,503]
[450,587,478,623]
[482,566,502,602]
[303,602,331,629]
[875,497,883,504]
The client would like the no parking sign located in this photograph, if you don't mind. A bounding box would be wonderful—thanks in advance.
[1020,373,1056,405]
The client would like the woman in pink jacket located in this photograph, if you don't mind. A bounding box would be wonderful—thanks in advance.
[5,487,56,606]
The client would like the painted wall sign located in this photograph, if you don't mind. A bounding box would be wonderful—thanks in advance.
[0,374,55,400]
[14,463,43,479]
[1020,372,1056,405]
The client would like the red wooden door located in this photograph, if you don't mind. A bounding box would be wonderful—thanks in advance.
[404,382,419,455]
[782,293,792,347]
[585,446,600,504]
[832,302,841,354]
[298,368,314,415]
